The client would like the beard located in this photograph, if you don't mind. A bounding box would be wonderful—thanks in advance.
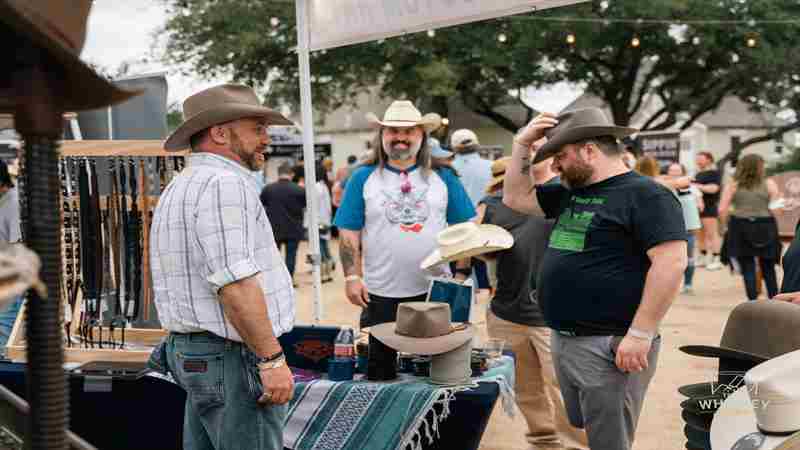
[561,157,594,189]
[230,130,264,171]
[386,138,422,161]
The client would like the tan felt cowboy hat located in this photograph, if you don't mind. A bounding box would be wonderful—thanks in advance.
[0,0,138,112]
[370,302,474,356]
[365,100,442,133]
[486,157,511,193]
[711,349,800,450]
[421,222,513,270]
[681,301,800,364]
[0,244,45,308]
[532,108,638,164]
[163,84,294,151]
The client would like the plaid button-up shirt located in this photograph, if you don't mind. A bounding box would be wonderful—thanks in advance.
[150,153,295,341]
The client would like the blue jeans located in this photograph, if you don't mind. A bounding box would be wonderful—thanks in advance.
[319,238,331,263]
[278,240,299,277]
[164,332,286,450]
[684,234,696,288]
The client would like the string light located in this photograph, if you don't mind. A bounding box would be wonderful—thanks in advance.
[746,36,757,48]
[498,33,508,43]
[427,29,436,38]
[270,17,280,27]
[631,36,641,48]
[513,16,800,25]
[692,36,701,45]
[566,32,576,45]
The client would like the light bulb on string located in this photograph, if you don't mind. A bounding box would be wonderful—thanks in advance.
[631,36,641,48]
[692,36,701,45]
[566,32,576,45]
[498,33,508,43]
[270,17,280,27]
[746,37,757,48]
[427,29,436,38]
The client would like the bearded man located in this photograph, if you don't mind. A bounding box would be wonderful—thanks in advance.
[333,100,474,360]
[503,108,687,450]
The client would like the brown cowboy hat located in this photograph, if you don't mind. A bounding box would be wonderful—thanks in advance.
[0,0,138,112]
[680,300,800,364]
[163,84,294,151]
[370,302,474,356]
[532,108,638,164]
[486,156,511,193]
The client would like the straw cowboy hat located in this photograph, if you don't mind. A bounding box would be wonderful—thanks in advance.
[365,100,442,133]
[710,349,800,450]
[370,302,474,356]
[421,222,513,270]
[533,108,638,164]
[0,244,45,308]
[0,0,138,112]
[164,84,294,151]
[486,157,512,193]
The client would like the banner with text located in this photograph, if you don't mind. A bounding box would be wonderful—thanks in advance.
[639,132,681,172]
[307,0,588,51]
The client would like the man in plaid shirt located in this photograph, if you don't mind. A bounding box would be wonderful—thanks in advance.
[151,84,296,450]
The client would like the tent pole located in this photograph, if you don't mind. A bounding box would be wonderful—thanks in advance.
[295,0,323,323]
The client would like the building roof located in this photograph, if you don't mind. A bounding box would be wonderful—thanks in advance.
[560,93,785,130]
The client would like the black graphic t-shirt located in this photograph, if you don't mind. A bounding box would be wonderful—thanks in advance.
[695,169,722,211]
[535,171,687,333]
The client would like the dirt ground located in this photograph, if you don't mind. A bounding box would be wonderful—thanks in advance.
[291,240,762,450]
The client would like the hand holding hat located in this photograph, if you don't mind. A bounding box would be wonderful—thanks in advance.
[514,113,559,148]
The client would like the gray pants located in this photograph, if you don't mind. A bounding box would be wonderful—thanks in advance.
[551,333,661,450]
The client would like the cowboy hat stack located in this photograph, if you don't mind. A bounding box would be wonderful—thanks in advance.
[0,0,139,113]
[420,222,513,271]
[371,302,476,385]
[365,101,442,133]
[710,349,800,450]
[678,301,800,450]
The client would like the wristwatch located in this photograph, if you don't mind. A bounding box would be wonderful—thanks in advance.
[258,355,286,371]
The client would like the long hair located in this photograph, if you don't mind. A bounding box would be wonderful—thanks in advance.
[371,127,443,179]
[634,156,660,178]
[734,154,765,190]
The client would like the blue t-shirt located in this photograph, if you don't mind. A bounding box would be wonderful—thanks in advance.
[334,164,475,297]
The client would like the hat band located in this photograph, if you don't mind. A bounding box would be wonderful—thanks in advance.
[396,323,466,339]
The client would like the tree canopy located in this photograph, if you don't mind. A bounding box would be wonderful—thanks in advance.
[161,0,800,151]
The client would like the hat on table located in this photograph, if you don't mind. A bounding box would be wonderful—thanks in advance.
[710,349,800,450]
[370,302,474,356]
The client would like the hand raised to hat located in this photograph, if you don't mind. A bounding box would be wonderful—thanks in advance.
[614,335,651,373]
[514,113,559,148]
[773,291,800,305]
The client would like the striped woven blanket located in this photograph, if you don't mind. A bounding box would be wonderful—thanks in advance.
[283,356,515,450]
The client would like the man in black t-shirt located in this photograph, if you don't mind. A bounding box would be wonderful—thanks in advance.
[480,157,588,449]
[503,108,687,450]
[692,151,723,270]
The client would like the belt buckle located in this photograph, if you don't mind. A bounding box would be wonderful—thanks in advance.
[558,330,577,337]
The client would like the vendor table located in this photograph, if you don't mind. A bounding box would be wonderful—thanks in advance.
[0,356,513,450]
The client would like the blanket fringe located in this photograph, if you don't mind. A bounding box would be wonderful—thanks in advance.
[399,387,467,450]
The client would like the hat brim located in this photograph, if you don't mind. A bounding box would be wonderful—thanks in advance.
[366,113,442,134]
[369,322,475,356]
[532,125,638,164]
[486,174,505,193]
[710,387,800,450]
[679,345,769,365]
[163,103,294,151]
[420,225,514,270]
[683,409,713,433]
[684,424,711,450]
[679,382,738,399]
[0,3,139,113]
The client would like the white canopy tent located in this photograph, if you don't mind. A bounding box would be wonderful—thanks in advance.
[292,0,588,323]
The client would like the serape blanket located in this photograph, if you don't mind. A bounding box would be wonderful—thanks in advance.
[284,356,515,450]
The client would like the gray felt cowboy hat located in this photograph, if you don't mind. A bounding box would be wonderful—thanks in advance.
[0,0,139,112]
[370,302,474,356]
[164,84,294,151]
[532,108,638,164]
